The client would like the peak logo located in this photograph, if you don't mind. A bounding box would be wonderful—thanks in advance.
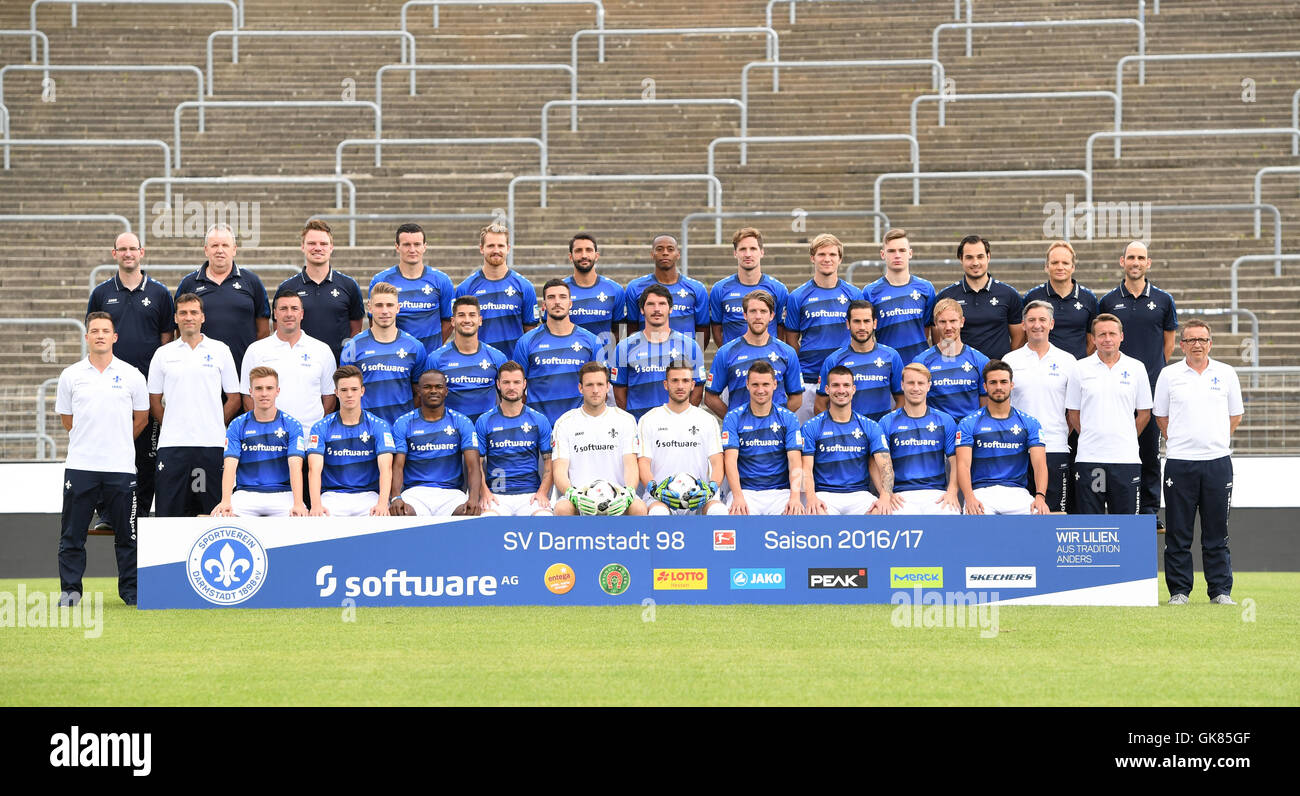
[653,568,708,590]
[713,530,736,551]
[889,567,944,588]
[965,567,1036,588]
[807,568,868,589]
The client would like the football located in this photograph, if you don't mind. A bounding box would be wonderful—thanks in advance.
[668,472,701,497]
[583,479,618,511]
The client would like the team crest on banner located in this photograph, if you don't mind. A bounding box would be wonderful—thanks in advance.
[186,526,269,605]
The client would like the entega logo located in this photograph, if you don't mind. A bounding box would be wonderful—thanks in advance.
[599,563,631,596]
[889,567,944,588]
[187,526,268,605]
[545,563,575,595]
[807,567,868,589]
[653,568,708,590]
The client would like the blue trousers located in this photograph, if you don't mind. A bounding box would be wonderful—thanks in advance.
[60,468,137,602]
[1074,462,1141,515]
[1163,456,1234,599]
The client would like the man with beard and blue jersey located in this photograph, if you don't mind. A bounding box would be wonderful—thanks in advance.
[802,366,894,515]
[423,296,509,422]
[912,297,989,420]
[455,222,538,352]
[784,233,863,423]
[956,360,1050,516]
[704,290,802,417]
[390,369,483,517]
[340,281,424,425]
[513,278,604,427]
[476,362,554,517]
[611,284,705,420]
[213,366,307,517]
[863,228,935,363]
[815,299,903,422]
[623,235,709,349]
[369,223,455,354]
[877,363,960,515]
[307,366,396,517]
[722,361,806,516]
[563,233,625,346]
[709,227,789,347]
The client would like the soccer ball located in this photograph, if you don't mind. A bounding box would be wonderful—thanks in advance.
[583,479,618,512]
[667,472,701,498]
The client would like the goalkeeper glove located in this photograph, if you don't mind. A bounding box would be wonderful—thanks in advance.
[684,481,718,510]
[605,486,634,516]
[565,486,601,516]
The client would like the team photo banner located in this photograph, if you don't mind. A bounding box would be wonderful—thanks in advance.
[138,514,1156,608]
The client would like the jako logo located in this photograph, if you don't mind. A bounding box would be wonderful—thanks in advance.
[807,568,868,589]
[889,567,944,588]
[50,726,151,777]
[315,566,498,598]
[653,569,708,590]
[965,567,1036,588]
[730,568,785,590]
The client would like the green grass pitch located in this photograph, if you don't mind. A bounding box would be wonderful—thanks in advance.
[3,573,1296,706]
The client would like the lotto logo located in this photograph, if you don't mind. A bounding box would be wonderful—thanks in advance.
[653,569,708,590]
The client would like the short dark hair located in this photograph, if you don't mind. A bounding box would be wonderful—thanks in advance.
[273,287,302,310]
[982,360,1013,381]
[638,283,673,310]
[664,359,695,378]
[847,299,877,322]
[746,360,775,380]
[541,278,569,297]
[826,365,855,386]
[175,292,203,310]
[569,233,598,252]
[497,360,525,378]
[333,365,363,387]
[395,223,425,244]
[453,295,480,312]
[579,361,609,384]
[957,234,990,260]
[85,311,115,330]
[419,368,447,384]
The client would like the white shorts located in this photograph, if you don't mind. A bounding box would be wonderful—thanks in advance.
[402,486,469,516]
[730,488,795,515]
[321,490,380,517]
[482,492,553,516]
[972,485,1033,515]
[893,489,960,516]
[231,490,294,517]
[795,384,818,424]
[815,490,877,515]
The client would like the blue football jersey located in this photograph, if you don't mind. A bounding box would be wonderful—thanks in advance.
[340,329,424,425]
[224,410,305,493]
[784,279,863,378]
[307,411,396,493]
[722,404,803,492]
[476,406,553,495]
[863,275,936,364]
[800,412,889,493]
[455,269,539,353]
[706,336,803,412]
[878,407,956,492]
[610,331,706,420]
[624,273,709,337]
[817,343,904,421]
[422,341,509,421]
[911,344,990,420]
[369,265,456,354]
[513,324,604,427]
[957,407,1043,489]
[709,274,790,344]
[564,275,626,339]
[393,408,478,490]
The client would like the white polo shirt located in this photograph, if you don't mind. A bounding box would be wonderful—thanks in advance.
[552,404,640,489]
[1153,358,1243,460]
[240,331,336,429]
[56,357,149,474]
[1003,343,1076,453]
[638,404,723,481]
[148,335,240,449]
[1066,352,1152,464]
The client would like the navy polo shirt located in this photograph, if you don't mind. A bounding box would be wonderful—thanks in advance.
[175,262,271,371]
[87,271,174,376]
[1022,280,1099,360]
[1099,280,1178,386]
[278,267,365,364]
[933,275,1023,360]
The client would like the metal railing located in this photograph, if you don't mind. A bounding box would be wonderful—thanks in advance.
[1115,52,1300,156]
[334,136,544,204]
[138,176,357,246]
[935,18,1145,81]
[573,27,778,101]
[1253,166,1300,238]
[1063,203,1283,266]
[30,0,237,57]
[0,27,50,68]
[911,89,1120,142]
[705,135,915,238]
[1293,88,1300,142]
[0,104,7,140]
[679,210,891,275]
[1235,366,1300,454]
[873,169,1091,240]
[207,29,416,96]
[845,257,1048,286]
[0,318,87,359]
[741,59,943,161]
[87,263,298,295]
[402,0,606,60]
[32,376,59,459]
[376,62,575,109]
[540,98,743,204]
[173,100,381,168]
[0,64,206,136]
[1,140,170,203]
[505,173,723,263]
[1231,254,1300,334]
[766,0,970,29]
[0,213,131,233]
